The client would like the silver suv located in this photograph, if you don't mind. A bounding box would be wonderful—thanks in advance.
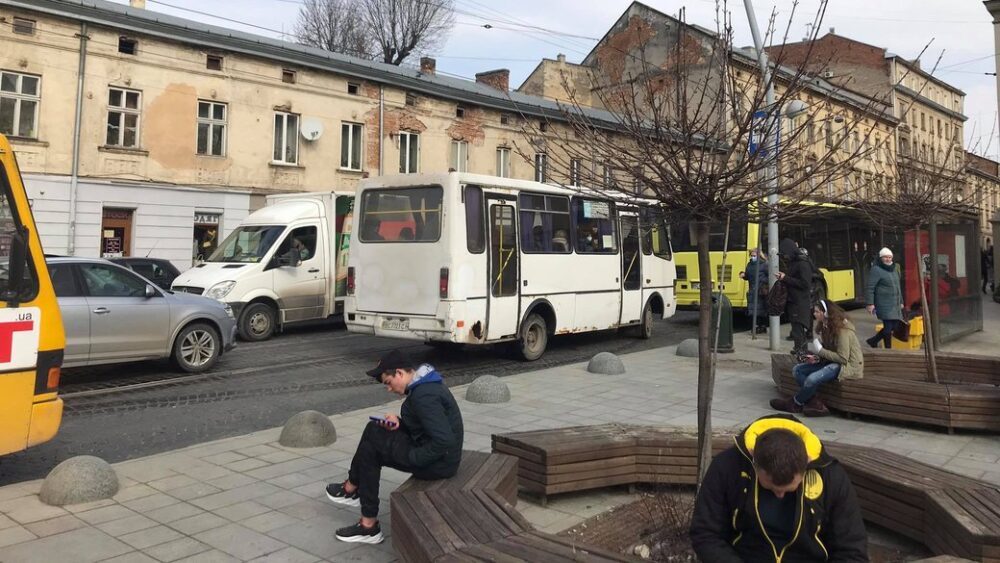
[46,257,237,373]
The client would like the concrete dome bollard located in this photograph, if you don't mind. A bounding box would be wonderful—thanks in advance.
[39,456,119,506]
[587,352,626,375]
[279,410,337,448]
[676,338,699,357]
[465,375,510,404]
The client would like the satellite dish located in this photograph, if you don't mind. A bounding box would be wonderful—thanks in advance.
[300,117,324,141]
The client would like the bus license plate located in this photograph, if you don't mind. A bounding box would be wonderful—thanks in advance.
[383,318,409,331]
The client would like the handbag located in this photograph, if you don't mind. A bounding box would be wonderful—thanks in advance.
[892,320,910,342]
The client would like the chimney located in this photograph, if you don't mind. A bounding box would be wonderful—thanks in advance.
[557,53,566,63]
[475,69,509,91]
[828,27,835,34]
[130,0,146,8]
[420,57,436,75]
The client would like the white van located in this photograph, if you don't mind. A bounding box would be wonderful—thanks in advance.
[171,191,354,341]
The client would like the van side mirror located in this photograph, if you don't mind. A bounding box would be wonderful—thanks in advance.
[2,225,28,302]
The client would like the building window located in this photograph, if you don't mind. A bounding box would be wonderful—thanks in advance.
[449,140,468,172]
[206,54,223,71]
[197,100,227,157]
[534,153,547,182]
[937,119,942,138]
[0,71,40,138]
[496,147,510,178]
[569,158,581,186]
[282,69,297,84]
[603,164,613,188]
[398,131,419,173]
[539,121,548,133]
[118,37,138,55]
[341,122,363,170]
[500,113,510,126]
[920,112,926,131]
[12,17,35,35]
[456,105,466,118]
[824,121,834,148]
[405,92,416,106]
[106,87,141,148]
[272,111,299,164]
[347,82,360,95]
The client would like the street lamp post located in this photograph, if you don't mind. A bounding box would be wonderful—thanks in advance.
[743,0,781,350]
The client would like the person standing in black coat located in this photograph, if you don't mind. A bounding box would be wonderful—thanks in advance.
[777,238,814,355]
[690,414,869,562]
[326,350,464,544]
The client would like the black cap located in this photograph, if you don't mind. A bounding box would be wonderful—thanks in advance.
[366,349,413,379]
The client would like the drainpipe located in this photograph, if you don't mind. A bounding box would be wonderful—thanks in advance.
[378,85,384,176]
[68,22,89,255]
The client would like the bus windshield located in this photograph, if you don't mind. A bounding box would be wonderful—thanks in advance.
[0,169,34,300]
[669,220,748,252]
[359,186,443,242]
[206,225,285,263]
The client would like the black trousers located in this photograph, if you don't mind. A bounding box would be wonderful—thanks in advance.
[867,319,899,349]
[790,321,811,354]
[348,421,418,518]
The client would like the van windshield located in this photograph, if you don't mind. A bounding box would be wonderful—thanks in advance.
[206,225,284,263]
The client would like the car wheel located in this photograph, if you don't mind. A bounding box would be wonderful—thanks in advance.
[517,314,548,361]
[637,301,654,340]
[173,323,221,373]
[239,302,276,341]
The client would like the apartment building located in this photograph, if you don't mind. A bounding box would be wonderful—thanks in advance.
[966,152,1000,243]
[0,0,596,268]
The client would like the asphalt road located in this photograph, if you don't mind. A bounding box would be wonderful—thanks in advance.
[0,310,712,485]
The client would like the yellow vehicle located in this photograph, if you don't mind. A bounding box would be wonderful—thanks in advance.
[671,204,885,310]
[0,134,65,456]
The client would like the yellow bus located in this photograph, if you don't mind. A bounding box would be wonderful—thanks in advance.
[671,204,885,310]
[0,134,65,456]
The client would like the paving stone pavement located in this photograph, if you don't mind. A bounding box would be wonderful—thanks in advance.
[1,301,998,562]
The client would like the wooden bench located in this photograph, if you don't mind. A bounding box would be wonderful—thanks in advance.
[390,450,635,562]
[771,351,1000,432]
[493,425,1000,562]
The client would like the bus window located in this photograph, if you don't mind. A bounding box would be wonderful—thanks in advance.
[464,185,485,253]
[360,186,442,242]
[669,220,746,252]
[0,168,37,301]
[621,217,641,290]
[640,207,672,260]
[572,197,617,254]
[519,193,570,253]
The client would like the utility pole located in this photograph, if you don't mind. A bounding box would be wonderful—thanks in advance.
[743,0,781,350]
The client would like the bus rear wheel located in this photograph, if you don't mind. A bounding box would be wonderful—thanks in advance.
[636,302,654,339]
[517,314,548,361]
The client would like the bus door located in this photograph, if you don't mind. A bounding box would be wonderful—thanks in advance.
[486,198,519,340]
[619,215,642,325]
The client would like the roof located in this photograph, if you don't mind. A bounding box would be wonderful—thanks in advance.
[0,0,625,127]
[889,56,967,97]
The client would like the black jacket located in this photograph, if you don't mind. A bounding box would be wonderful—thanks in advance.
[779,239,814,324]
[399,365,464,479]
[690,414,869,563]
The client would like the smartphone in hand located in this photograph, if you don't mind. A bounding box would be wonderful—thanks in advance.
[369,415,397,428]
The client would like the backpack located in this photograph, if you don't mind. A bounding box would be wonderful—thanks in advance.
[767,280,788,316]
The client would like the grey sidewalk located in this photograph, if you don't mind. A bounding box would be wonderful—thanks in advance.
[1,301,998,562]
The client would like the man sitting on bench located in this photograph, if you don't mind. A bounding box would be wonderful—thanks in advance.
[326,350,464,544]
[690,414,868,562]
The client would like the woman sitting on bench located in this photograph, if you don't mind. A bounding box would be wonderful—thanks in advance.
[770,299,864,417]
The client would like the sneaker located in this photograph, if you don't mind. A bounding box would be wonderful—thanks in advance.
[326,482,360,507]
[335,520,384,544]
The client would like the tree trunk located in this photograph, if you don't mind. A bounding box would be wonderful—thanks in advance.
[694,221,715,485]
[913,228,939,383]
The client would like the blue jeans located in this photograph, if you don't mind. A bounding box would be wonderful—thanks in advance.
[792,361,842,404]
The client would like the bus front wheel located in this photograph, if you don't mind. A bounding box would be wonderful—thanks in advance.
[517,314,548,361]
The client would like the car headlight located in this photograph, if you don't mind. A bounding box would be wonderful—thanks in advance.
[206,280,236,300]
[223,304,235,318]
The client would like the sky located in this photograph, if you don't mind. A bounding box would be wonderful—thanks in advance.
[117,0,999,159]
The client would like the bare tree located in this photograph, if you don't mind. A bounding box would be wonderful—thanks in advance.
[360,0,455,65]
[296,0,455,65]
[295,0,377,59]
[513,1,887,481]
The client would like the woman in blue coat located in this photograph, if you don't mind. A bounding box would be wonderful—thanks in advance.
[864,247,903,348]
[740,248,769,333]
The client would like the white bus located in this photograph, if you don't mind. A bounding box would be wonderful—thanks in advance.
[344,172,676,360]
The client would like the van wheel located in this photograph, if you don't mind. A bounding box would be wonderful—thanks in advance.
[636,302,654,339]
[173,323,220,373]
[517,314,548,361]
[239,303,276,341]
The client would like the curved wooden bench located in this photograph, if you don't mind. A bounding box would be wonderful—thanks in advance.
[493,424,1000,562]
[390,450,635,562]
[771,351,1000,432]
